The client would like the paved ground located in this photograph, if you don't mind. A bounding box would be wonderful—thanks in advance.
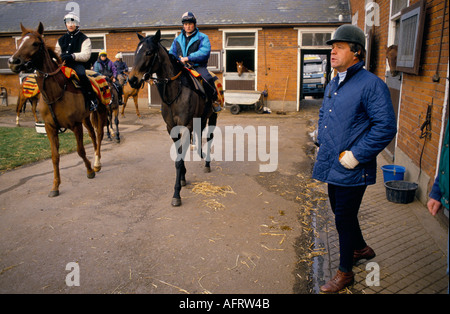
[0,100,447,297]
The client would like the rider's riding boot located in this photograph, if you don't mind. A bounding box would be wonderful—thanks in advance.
[79,76,98,111]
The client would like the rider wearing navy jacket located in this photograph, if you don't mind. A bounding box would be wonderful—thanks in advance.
[55,13,98,111]
[169,12,219,111]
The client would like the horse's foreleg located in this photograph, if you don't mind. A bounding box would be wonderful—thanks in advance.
[114,109,120,143]
[133,96,141,118]
[93,110,107,172]
[106,108,113,141]
[32,98,39,123]
[73,123,95,179]
[172,159,186,207]
[171,128,189,206]
[15,96,25,126]
[45,124,61,197]
[121,95,128,117]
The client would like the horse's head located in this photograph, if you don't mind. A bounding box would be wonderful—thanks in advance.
[236,61,244,76]
[129,30,162,89]
[8,23,45,73]
[386,45,398,77]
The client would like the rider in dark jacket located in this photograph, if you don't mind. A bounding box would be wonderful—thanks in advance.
[55,13,98,111]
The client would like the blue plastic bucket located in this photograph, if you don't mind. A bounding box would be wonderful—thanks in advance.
[381,165,405,182]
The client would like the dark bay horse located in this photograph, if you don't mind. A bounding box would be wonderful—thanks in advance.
[8,23,108,197]
[128,30,218,206]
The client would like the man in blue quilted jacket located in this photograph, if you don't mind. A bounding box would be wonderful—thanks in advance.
[312,24,397,293]
[169,12,219,111]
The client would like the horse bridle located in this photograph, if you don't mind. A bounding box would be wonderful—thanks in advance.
[138,43,183,106]
[22,33,67,133]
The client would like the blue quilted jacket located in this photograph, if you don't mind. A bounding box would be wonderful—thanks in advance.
[312,61,397,186]
[169,28,211,67]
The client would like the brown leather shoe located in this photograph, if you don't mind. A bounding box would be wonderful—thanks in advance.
[320,270,354,293]
[353,246,376,264]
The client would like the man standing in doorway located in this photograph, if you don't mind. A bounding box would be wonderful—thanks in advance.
[312,24,397,293]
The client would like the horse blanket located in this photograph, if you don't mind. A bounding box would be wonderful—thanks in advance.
[22,75,40,98]
[61,66,112,105]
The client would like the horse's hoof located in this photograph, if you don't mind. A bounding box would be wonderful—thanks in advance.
[181,180,186,186]
[87,171,96,179]
[94,166,101,172]
[171,198,182,207]
[114,138,120,143]
[48,190,59,197]
[204,167,211,173]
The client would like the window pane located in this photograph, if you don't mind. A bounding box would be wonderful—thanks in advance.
[226,33,255,47]
[90,37,104,50]
[398,14,418,64]
[302,33,331,46]
[392,0,408,16]
[160,34,175,50]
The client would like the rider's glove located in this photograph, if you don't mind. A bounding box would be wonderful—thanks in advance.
[61,53,74,62]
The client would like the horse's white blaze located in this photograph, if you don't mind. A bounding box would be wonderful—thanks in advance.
[18,36,30,50]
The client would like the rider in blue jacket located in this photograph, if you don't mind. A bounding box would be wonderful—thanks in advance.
[312,24,397,293]
[169,12,219,111]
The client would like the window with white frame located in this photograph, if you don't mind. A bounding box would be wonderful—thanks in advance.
[301,32,332,47]
[224,31,256,73]
[86,34,106,69]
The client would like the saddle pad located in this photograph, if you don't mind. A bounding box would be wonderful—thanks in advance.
[60,67,111,105]
[22,75,40,98]
[210,71,224,107]
[86,70,111,106]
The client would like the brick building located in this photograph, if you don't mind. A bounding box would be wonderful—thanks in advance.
[0,0,350,111]
[350,0,448,221]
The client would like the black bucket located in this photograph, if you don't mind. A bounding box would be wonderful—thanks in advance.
[384,180,418,204]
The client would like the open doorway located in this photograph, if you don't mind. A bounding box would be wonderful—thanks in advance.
[300,49,331,99]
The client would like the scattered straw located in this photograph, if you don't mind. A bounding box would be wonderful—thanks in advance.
[191,181,235,197]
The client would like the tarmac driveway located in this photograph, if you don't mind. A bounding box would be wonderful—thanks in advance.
[0,102,325,294]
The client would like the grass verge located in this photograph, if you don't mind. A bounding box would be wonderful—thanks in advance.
[0,126,91,172]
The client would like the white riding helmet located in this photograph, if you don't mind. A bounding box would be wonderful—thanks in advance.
[64,13,80,26]
[115,52,123,59]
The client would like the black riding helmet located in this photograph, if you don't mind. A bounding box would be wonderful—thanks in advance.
[181,11,197,24]
[326,24,365,49]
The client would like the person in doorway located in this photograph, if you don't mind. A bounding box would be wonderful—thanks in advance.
[312,24,397,293]
[169,11,220,112]
[55,13,98,111]
[427,120,449,292]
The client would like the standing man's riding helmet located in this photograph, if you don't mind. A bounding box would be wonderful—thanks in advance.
[326,24,366,49]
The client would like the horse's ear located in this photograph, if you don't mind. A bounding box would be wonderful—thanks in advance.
[20,23,27,35]
[137,32,144,41]
[153,30,161,43]
[37,22,44,35]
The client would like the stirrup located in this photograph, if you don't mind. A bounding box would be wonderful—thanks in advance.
[89,99,98,111]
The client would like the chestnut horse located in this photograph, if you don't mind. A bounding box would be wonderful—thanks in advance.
[16,74,40,126]
[236,61,253,77]
[128,30,218,206]
[121,82,142,118]
[8,23,108,197]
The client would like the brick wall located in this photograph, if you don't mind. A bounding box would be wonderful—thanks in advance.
[349,0,449,200]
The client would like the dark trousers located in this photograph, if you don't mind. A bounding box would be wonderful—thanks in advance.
[195,66,217,102]
[328,184,368,273]
[68,62,95,101]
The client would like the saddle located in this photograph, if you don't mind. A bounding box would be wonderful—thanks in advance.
[22,74,40,98]
[61,66,112,105]
[184,68,224,109]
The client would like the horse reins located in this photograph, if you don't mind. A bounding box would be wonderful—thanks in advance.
[24,33,67,133]
[140,43,183,106]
